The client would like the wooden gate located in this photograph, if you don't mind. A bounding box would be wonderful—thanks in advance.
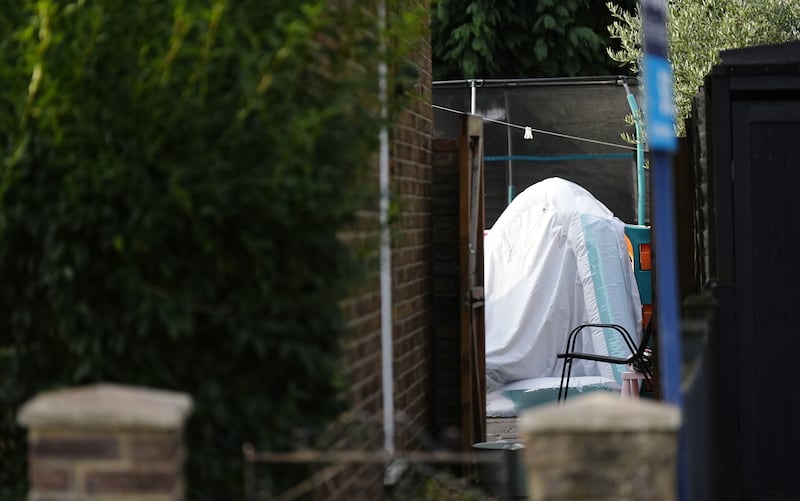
[704,45,800,499]
[729,101,800,499]
[459,114,486,451]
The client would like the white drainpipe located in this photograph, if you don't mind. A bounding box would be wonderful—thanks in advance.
[377,0,395,458]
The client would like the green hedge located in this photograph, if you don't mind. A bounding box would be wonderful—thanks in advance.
[0,1,420,498]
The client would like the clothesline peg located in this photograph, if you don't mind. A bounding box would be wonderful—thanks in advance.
[524,126,533,140]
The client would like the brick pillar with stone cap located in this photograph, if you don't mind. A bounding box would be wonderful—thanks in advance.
[17,383,193,501]
[520,392,681,501]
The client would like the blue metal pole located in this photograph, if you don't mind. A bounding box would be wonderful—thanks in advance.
[651,152,682,406]
[651,150,686,501]
[640,0,683,497]
[641,7,682,407]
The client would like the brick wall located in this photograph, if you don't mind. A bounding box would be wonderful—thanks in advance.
[389,60,434,452]
[325,0,434,498]
[430,138,462,445]
[17,384,192,501]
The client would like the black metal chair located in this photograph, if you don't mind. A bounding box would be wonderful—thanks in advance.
[556,320,655,403]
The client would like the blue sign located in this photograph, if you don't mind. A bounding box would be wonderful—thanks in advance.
[641,0,677,152]
[644,54,677,152]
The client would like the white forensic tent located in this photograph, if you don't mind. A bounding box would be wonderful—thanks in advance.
[484,177,642,415]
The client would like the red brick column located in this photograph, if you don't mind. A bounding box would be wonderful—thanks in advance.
[17,383,192,501]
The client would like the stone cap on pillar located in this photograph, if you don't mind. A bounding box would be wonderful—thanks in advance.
[17,383,193,432]
[520,392,681,434]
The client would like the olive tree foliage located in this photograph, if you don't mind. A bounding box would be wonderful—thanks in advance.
[0,0,422,499]
[607,0,800,135]
[432,0,636,79]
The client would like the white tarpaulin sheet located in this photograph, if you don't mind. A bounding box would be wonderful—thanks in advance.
[485,177,642,393]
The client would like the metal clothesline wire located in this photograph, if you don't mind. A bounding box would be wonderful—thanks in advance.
[432,104,645,153]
